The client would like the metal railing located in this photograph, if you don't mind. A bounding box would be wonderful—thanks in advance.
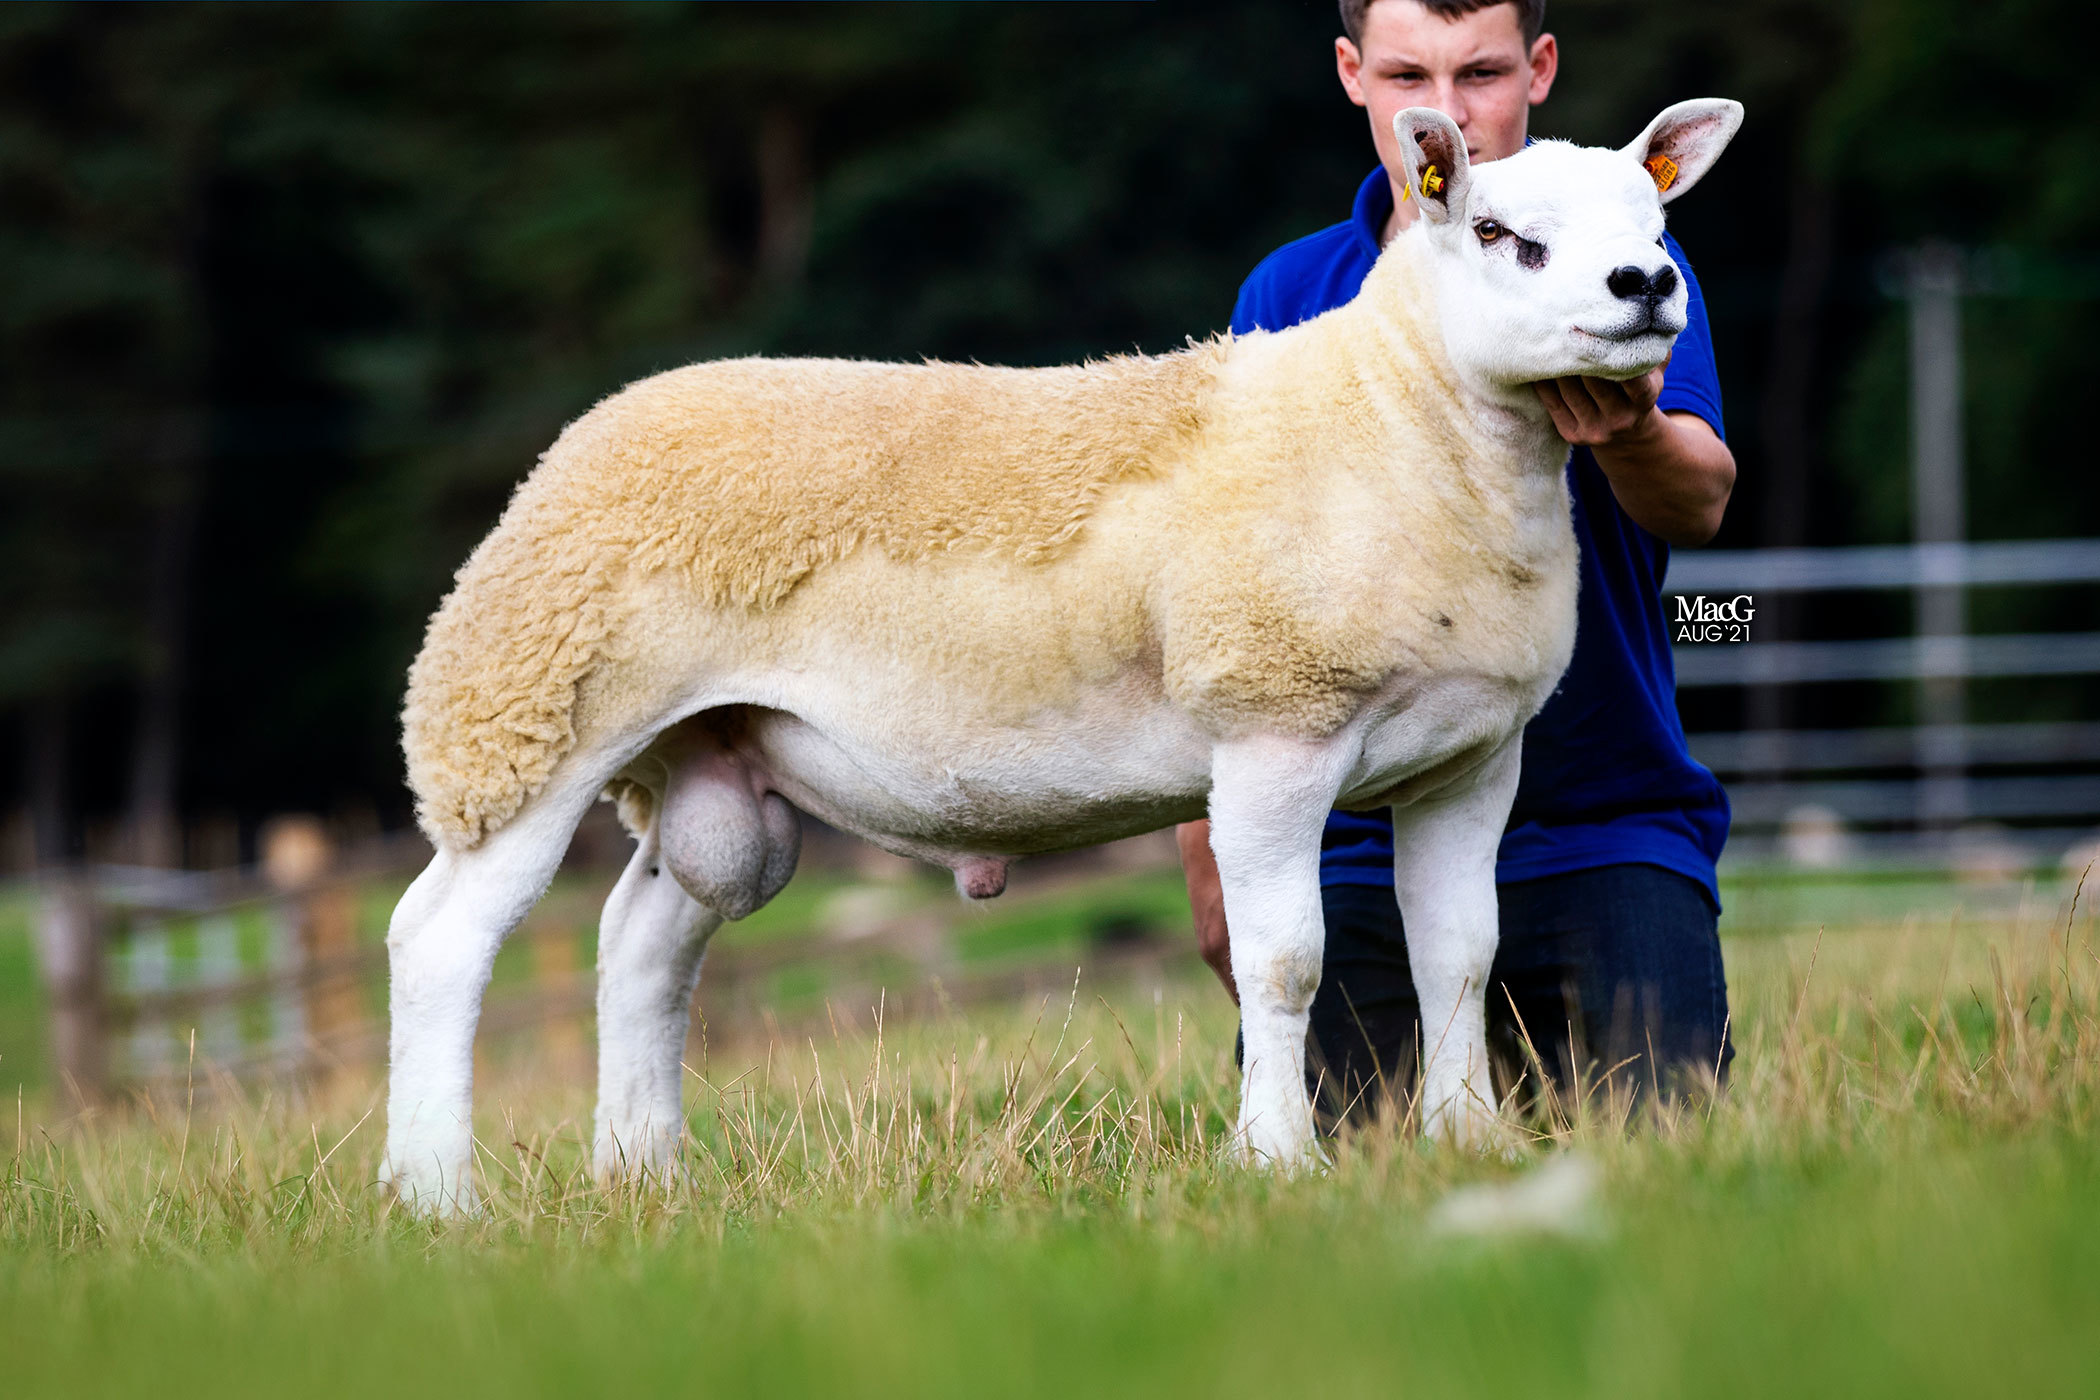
[1669,538,2100,865]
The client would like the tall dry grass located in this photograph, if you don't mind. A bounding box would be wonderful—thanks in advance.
[6,881,2097,1254]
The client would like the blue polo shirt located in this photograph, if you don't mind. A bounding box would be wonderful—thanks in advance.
[1232,166,1731,906]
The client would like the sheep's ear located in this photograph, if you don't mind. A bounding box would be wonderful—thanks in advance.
[1622,98,1744,204]
[1392,107,1472,224]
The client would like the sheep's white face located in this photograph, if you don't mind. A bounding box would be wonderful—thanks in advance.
[1394,100,1744,397]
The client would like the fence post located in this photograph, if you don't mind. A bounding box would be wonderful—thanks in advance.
[1906,241,1969,836]
[34,871,104,1106]
[303,882,363,1079]
[262,815,362,1081]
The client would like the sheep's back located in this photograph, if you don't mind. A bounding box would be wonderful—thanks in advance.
[402,347,1223,848]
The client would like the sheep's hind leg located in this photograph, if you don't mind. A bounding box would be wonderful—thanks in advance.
[1208,734,1356,1170]
[591,816,722,1182]
[381,786,590,1216]
[590,736,800,1181]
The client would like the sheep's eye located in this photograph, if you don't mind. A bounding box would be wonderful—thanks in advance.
[1475,220,1504,243]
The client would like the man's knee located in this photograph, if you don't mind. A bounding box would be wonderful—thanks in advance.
[1497,864,1731,1102]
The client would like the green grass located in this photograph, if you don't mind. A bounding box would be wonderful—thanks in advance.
[8,1135,2098,1399]
[5,879,2100,1397]
[0,888,44,1090]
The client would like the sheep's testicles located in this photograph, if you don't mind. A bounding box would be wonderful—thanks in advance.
[658,741,799,921]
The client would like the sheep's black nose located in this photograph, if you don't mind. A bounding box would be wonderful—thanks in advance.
[1607,264,1679,300]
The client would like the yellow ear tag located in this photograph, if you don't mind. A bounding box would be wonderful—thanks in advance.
[1394,164,1444,202]
[1644,154,1680,193]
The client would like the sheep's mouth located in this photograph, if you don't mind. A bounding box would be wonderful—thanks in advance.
[1573,322,1680,348]
[1575,303,1687,344]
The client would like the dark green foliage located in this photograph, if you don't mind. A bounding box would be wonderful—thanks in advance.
[0,1,2092,838]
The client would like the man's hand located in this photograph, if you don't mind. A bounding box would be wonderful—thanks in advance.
[1532,367,1736,547]
[1533,364,1667,447]
[1176,819,1238,1004]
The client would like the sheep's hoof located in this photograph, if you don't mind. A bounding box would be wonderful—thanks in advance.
[1232,1116,1327,1175]
[377,1155,483,1220]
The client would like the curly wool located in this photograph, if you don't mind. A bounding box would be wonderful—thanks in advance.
[402,347,1226,848]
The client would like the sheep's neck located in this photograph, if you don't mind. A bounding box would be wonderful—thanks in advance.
[1334,241,1570,522]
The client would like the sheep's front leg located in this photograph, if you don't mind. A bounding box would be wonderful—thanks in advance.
[593,821,721,1181]
[1389,737,1522,1146]
[1208,734,1356,1169]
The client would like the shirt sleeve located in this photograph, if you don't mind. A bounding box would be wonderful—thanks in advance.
[1230,268,1269,336]
[1654,233,1726,442]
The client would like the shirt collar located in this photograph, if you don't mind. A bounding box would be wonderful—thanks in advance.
[1349,166,1392,262]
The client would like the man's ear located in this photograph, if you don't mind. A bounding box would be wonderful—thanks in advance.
[1622,98,1744,205]
[1391,108,1472,224]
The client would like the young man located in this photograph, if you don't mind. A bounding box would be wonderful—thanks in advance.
[1178,0,1738,1116]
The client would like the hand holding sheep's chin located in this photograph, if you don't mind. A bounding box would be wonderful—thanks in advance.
[1530,365,1667,449]
[1531,364,1737,548]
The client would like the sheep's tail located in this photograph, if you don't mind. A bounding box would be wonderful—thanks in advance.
[401,516,634,850]
[602,776,657,839]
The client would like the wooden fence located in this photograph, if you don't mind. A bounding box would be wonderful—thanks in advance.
[25,830,1193,1105]
[30,831,422,1102]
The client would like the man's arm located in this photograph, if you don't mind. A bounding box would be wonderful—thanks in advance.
[1176,818,1239,1003]
[1534,367,1736,547]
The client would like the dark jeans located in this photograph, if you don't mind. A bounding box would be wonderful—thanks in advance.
[1245,863,1733,1125]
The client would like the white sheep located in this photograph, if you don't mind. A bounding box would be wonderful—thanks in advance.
[381,101,1744,1213]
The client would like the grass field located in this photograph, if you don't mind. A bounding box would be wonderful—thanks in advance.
[5,873,2100,1398]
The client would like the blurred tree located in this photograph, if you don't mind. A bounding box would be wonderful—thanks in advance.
[1814,0,2100,725]
[0,5,211,863]
[0,0,2093,861]
[1818,0,2100,543]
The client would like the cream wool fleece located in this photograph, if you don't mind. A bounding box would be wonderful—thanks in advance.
[401,239,1574,850]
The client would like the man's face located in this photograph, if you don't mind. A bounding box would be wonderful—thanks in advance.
[1337,1,1556,176]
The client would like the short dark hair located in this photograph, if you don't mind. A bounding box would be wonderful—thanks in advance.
[1339,0,1546,48]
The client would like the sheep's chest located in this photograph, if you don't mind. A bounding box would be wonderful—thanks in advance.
[1163,460,1578,754]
